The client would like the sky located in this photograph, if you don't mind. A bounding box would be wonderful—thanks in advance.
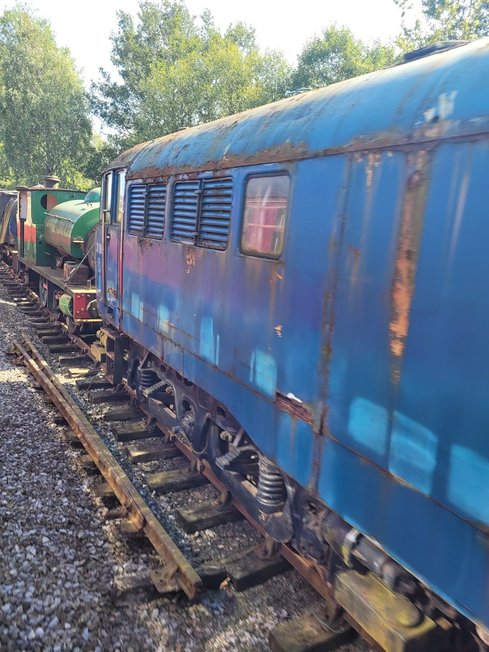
[0,0,408,84]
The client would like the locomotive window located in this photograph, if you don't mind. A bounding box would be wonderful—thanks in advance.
[102,172,113,218]
[241,175,289,257]
[115,170,126,224]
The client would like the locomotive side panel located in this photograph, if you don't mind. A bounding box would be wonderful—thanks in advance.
[96,40,489,640]
[323,138,489,626]
[118,157,347,489]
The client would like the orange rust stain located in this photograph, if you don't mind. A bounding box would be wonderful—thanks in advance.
[185,249,196,274]
[389,157,429,369]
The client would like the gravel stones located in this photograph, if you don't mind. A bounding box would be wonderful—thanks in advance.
[0,278,371,651]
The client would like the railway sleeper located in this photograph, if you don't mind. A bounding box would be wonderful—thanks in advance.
[146,467,208,494]
[47,343,79,353]
[77,453,97,473]
[126,441,180,463]
[113,425,156,443]
[104,406,143,422]
[223,545,290,592]
[118,519,146,541]
[175,497,244,534]
[269,611,356,652]
[30,326,52,333]
[36,328,63,337]
[19,309,43,316]
[13,298,34,305]
[76,377,112,390]
[58,354,92,366]
[113,573,157,600]
[41,335,70,345]
[88,389,128,403]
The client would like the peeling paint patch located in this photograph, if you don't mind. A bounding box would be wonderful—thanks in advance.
[424,91,458,122]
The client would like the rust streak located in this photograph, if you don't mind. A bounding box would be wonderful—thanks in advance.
[276,392,314,424]
[389,154,429,381]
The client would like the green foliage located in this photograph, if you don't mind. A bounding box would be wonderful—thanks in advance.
[0,5,93,187]
[395,0,489,51]
[292,25,397,90]
[92,0,291,148]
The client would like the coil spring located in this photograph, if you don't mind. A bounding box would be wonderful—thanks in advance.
[139,368,158,389]
[257,457,286,513]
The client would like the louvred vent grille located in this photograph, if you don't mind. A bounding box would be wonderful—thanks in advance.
[171,180,200,243]
[198,178,232,250]
[145,185,166,238]
[127,183,167,238]
[127,184,146,234]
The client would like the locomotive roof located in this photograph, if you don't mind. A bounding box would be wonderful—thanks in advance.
[108,38,489,180]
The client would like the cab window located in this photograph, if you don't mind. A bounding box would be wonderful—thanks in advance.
[115,170,126,224]
[102,172,113,224]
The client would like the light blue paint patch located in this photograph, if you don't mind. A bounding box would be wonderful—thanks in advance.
[215,334,220,366]
[389,412,437,494]
[348,397,388,455]
[275,415,314,486]
[275,411,293,476]
[251,349,277,397]
[131,293,143,320]
[449,445,489,525]
[158,304,170,335]
[200,316,216,364]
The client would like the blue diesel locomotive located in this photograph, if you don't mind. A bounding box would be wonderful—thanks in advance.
[96,39,489,650]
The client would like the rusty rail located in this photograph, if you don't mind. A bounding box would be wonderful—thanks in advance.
[12,336,202,599]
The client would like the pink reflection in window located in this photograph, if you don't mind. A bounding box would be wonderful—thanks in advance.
[241,175,289,257]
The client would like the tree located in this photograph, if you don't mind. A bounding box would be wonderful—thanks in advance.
[92,0,291,148]
[395,0,489,51]
[291,25,396,90]
[0,6,93,187]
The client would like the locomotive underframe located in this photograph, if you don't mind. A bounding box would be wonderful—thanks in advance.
[17,258,99,332]
[105,336,479,652]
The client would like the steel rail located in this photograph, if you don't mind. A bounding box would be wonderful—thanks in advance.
[12,335,202,599]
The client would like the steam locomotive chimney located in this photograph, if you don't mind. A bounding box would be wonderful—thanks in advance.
[43,175,60,189]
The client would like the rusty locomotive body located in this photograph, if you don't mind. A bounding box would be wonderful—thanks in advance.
[97,39,488,649]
